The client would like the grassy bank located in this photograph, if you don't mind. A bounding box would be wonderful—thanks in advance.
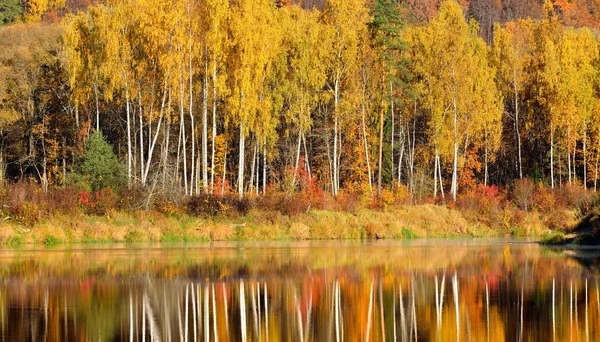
[0,204,570,246]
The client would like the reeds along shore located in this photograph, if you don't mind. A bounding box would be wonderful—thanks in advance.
[0,178,590,245]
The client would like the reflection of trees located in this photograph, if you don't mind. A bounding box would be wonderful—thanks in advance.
[0,242,597,340]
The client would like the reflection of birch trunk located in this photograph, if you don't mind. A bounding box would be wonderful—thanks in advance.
[399,283,407,342]
[184,285,189,342]
[192,283,197,342]
[552,279,555,342]
[379,279,385,340]
[486,279,489,342]
[130,294,134,342]
[251,282,258,336]
[204,284,209,342]
[305,290,313,342]
[143,291,147,342]
[196,285,201,342]
[223,283,229,341]
[212,284,218,342]
[453,273,459,342]
[570,281,574,342]
[392,283,397,342]
[518,286,523,342]
[585,279,589,342]
[435,275,446,334]
[64,296,68,341]
[144,292,161,342]
[264,282,269,342]
[44,288,48,341]
[366,280,374,342]
[257,283,261,339]
[411,278,417,341]
[328,281,334,341]
[163,290,171,342]
[575,284,579,340]
[294,287,304,342]
[335,280,341,342]
[177,294,183,342]
[240,281,247,342]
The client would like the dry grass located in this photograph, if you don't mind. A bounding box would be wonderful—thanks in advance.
[0,203,564,246]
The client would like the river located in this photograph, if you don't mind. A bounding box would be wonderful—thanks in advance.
[0,239,597,341]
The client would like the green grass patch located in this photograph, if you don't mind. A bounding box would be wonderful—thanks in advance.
[5,234,24,246]
[401,227,417,239]
[43,235,61,246]
[540,232,566,245]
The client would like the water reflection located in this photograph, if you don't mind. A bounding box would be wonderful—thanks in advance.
[0,240,598,341]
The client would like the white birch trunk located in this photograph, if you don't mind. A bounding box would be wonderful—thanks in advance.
[126,85,132,185]
[238,125,245,198]
[551,124,554,189]
[451,95,459,201]
[210,58,217,193]
[514,77,523,179]
[190,49,196,196]
[333,77,339,197]
[180,82,188,194]
[361,88,373,195]
[202,54,209,193]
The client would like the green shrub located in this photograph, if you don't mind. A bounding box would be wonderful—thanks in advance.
[80,131,126,192]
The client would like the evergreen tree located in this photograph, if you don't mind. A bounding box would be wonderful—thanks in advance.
[0,0,23,26]
[81,131,125,191]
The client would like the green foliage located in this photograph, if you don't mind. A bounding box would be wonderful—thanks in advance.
[0,0,23,26]
[401,227,416,239]
[43,234,60,246]
[80,131,125,192]
[540,232,566,245]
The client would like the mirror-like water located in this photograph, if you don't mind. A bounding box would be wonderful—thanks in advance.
[0,239,597,341]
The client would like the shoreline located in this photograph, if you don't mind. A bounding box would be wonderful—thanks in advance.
[0,204,564,246]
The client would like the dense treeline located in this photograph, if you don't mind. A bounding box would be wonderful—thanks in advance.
[0,0,599,205]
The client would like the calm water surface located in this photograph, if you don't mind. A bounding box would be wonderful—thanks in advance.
[0,239,598,341]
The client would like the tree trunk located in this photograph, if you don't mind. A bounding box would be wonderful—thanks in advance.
[94,80,100,132]
[595,132,599,192]
[583,124,587,189]
[222,140,227,195]
[302,132,311,181]
[263,137,267,195]
[333,77,339,197]
[189,50,195,196]
[142,90,167,185]
[211,61,218,193]
[551,123,554,189]
[249,137,256,194]
[139,92,145,185]
[126,85,132,185]
[202,53,209,193]
[238,124,245,198]
[377,102,384,197]
[163,120,171,189]
[451,95,458,201]
[434,149,438,197]
[361,83,373,195]
[292,130,302,190]
[390,81,394,189]
[397,128,404,188]
[437,153,444,199]
[514,77,522,179]
[180,83,188,195]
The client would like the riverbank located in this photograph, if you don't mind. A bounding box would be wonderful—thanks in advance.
[0,204,571,246]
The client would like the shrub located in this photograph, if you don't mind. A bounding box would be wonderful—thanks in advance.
[512,178,535,211]
[80,131,126,191]
[187,193,230,217]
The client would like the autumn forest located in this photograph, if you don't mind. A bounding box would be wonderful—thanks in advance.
[0,0,600,229]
